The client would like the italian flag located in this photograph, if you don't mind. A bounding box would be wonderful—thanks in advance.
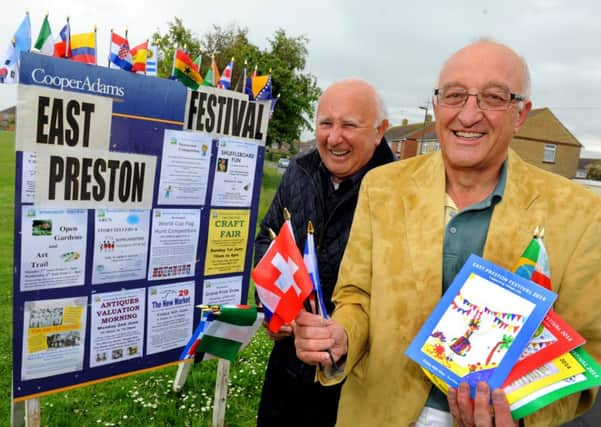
[513,233,551,290]
[34,15,54,56]
[181,305,263,362]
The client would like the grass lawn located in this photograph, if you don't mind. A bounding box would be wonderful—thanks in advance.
[0,130,282,426]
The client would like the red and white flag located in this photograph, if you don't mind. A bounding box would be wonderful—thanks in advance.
[252,222,313,332]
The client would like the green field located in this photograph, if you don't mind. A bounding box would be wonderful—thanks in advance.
[0,130,281,426]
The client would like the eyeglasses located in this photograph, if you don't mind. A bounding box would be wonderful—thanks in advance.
[434,86,526,111]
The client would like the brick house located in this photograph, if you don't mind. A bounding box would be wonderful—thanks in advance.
[385,108,582,179]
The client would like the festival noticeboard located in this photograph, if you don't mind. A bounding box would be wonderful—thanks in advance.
[12,52,269,400]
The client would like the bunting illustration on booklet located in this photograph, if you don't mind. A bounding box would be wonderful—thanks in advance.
[412,227,600,420]
[405,254,557,398]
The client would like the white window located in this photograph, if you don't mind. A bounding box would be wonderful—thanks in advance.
[543,144,556,163]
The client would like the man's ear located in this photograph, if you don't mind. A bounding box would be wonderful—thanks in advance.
[375,119,390,144]
[514,100,532,133]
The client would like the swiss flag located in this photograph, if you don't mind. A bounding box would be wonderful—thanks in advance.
[252,223,313,332]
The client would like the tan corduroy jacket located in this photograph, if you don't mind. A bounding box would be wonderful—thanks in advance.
[320,150,601,426]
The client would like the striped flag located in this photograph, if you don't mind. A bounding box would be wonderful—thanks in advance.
[180,305,263,362]
[513,227,551,290]
[54,23,70,58]
[218,58,234,89]
[303,221,328,317]
[131,41,148,73]
[145,42,158,76]
[172,49,203,89]
[34,15,54,55]
[108,31,132,71]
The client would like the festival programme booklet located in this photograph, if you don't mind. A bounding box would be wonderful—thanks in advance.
[405,254,556,397]
[503,310,585,386]
[510,347,601,419]
[503,352,585,404]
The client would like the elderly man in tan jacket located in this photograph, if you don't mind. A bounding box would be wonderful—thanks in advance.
[294,39,601,427]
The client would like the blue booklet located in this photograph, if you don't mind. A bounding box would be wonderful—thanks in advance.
[405,254,556,397]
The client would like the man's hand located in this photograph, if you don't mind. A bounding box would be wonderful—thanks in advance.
[262,319,293,341]
[448,382,518,427]
[293,310,348,367]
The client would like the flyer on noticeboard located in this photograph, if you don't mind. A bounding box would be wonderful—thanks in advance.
[12,52,269,400]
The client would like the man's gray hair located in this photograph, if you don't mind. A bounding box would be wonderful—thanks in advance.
[317,78,388,126]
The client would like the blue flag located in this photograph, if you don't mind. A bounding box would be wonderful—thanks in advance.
[303,227,328,317]
[14,13,32,60]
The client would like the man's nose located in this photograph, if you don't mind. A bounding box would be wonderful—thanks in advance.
[457,94,484,126]
[327,125,344,143]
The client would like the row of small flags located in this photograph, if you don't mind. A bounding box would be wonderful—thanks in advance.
[180,211,326,362]
[1,12,158,83]
[2,12,279,116]
[170,48,279,114]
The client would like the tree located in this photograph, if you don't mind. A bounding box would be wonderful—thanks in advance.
[587,160,601,181]
[152,20,320,147]
[152,17,201,78]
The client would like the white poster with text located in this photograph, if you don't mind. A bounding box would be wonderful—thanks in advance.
[20,207,88,291]
[92,209,151,285]
[146,281,195,355]
[90,288,146,367]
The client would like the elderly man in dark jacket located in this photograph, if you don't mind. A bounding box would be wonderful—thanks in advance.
[255,78,395,427]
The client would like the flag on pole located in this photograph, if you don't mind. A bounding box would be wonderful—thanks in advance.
[34,14,54,55]
[0,40,18,84]
[71,31,96,64]
[109,31,132,71]
[270,93,280,120]
[54,23,71,58]
[513,227,551,290]
[14,12,31,60]
[218,58,234,89]
[202,55,220,87]
[303,221,328,317]
[131,41,148,73]
[193,55,202,72]
[180,305,263,362]
[145,41,158,76]
[172,49,203,89]
[251,74,272,101]
[252,220,314,332]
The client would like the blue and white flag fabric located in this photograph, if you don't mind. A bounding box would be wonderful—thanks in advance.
[303,225,328,318]
[14,13,32,61]
[0,41,19,84]
[145,42,158,76]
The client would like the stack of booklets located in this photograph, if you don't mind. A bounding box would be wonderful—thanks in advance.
[405,254,601,420]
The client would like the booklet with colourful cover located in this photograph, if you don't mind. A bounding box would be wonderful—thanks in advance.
[503,310,585,386]
[510,347,601,419]
[406,254,556,398]
[504,351,585,404]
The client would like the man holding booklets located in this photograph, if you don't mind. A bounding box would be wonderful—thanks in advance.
[254,79,394,426]
[294,39,601,426]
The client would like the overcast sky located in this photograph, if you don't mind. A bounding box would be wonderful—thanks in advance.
[2,0,601,155]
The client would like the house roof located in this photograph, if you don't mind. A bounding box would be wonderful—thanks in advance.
[515,108,582,147]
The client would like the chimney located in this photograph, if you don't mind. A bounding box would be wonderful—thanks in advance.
[401,118,409,126]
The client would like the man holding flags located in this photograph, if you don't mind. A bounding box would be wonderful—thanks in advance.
[293,39,601,426]
[253,78,394,426]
